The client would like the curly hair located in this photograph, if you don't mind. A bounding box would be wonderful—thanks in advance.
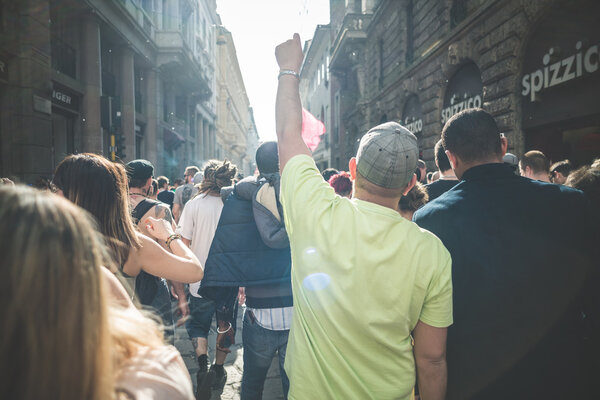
[197,160,238,195]
[399,182,429,213]
[328,172,353,197]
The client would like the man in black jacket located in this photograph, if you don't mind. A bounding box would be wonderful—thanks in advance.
[413,109,597,400]
[202,141,293,399]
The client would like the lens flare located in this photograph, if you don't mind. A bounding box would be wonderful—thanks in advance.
[302,273,331,291]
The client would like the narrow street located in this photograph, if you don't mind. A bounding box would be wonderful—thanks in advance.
[174,306,285,400]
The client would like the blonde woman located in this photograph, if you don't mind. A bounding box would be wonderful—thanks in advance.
[51,153,203,295]
[0,185,194,399]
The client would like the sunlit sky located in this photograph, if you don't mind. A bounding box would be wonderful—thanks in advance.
[216,0,330,142]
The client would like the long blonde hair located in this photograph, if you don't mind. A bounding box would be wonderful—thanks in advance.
[0,186,163,400]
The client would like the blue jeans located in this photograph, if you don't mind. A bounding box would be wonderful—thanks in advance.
[241,310,290,400]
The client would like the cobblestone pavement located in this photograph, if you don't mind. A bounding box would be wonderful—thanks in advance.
[174,305,285,400]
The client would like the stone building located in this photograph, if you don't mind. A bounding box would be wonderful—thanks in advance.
[0,0,223,183]
[215,25,258,176]
[300,24,332,171]
[327,0,600,170]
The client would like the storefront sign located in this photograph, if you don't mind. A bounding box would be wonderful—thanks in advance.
[521,41,598,102]
[442,62,483,124]
[441,93,482,124]
[521,5,600,129]
[401,94,423,135]
[51,83,80,112]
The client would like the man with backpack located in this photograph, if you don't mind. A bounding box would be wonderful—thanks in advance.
[126,159,189,342]
[201,141,293,399]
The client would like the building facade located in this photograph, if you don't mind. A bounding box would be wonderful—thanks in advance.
[0,0,229,183]
[300,24,332,171]
[326,0,600,170]
[215,25,258,176]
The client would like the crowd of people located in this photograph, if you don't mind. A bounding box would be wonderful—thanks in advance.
[1,33,598,400]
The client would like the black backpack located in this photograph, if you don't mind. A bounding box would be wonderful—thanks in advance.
[131,199,161,305]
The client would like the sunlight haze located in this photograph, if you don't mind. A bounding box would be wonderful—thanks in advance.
[216,0,330,141]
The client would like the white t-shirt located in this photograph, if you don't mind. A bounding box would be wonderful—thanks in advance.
[176,193,223,297]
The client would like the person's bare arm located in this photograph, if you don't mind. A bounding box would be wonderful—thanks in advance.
[155,204,189,321]
[275,33,311,172]
[171,281,189,325]
[123,219,203,283]
[413,321,448,400]
[172,203,181,224]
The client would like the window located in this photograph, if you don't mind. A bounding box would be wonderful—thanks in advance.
[334,93,340,143]
[175,96,187,120]
[134,68,144,114]
[451,0,486,28]
[406,0,414,66]
[135,125,144,159]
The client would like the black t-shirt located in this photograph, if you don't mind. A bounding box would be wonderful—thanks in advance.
[157,190,175,210]
[425,178,459,201]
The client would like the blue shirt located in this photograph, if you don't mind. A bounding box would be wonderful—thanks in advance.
[413,163,597,400]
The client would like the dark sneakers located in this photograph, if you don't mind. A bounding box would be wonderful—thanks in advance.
[196,368,216,400]
[211,364,227,391]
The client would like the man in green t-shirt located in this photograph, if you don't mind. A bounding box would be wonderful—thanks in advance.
[274,34,453,400]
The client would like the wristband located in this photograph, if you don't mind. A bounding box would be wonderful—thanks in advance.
[165,233,181,250]
[216,322,232,334]
[278,69,299,80]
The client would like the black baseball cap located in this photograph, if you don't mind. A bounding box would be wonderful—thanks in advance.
[126,159,154,182]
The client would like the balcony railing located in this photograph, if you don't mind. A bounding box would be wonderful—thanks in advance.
[330,13,373,70]
[51,36,76,79]
[166,114,188,137]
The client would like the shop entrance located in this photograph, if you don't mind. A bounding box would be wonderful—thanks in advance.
[520,0,600,167]
[51,110,75,169]
[526,115,600,167]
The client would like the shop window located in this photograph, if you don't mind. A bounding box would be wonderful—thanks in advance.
[135,125,144,159]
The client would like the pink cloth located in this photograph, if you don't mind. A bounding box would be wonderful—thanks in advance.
[301,108,326,151]
[115,345,194,400]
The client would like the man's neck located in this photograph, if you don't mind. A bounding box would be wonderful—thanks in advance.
[129,188,148,197]
[439,170,457,180]
[455,157,503,180]
[353,189,400,212]
[530,173,550,182]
